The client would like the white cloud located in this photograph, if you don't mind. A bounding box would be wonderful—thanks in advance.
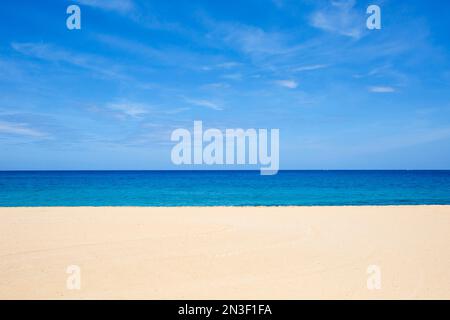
[0,121,46,137]
[310,0,365,39]
[276,80,298,89]
[184,98,223,110]
[369,86,396,93]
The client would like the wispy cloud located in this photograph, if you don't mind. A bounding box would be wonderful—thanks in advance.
[344,126,450,155]
[369,86,396,93]
[77,1,185,33]
[221,73,242,81]
[95,34,219,71]
[205,19,292,57]
[107,102,149,118]
[272,0,284,8]
[0,121,46,137]
[164,107,190,115]
[216,62,241,69]
[353,65,410,89]
[75,0,135,14]
[201,62,241,71]
[202,82,231,89]
[95,34,165,60]
[184,98,223,110]
[275,80,298,89]
[310,0,365,39]
[12,42,81,63]
[293,64,328,72]
[11,42,130,80]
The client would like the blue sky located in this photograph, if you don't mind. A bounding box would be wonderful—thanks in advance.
[1,0,450,170]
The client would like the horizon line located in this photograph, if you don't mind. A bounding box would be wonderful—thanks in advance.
[1,169,450,172]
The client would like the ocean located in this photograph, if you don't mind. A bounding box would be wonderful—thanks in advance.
[0,170,449,207]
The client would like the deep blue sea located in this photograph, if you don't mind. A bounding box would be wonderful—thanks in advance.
[0,170,449,206]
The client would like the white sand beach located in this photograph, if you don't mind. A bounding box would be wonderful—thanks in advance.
[0,206,449,299]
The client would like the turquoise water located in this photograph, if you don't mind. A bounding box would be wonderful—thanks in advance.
[0,170,449,206]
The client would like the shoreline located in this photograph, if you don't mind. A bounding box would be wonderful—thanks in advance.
[1,205,449,299]
[1,204,450,208]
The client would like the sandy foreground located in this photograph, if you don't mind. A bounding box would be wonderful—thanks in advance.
[0,206,449,299]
